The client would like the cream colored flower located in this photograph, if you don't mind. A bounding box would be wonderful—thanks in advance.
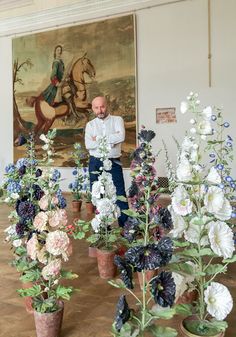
[214,198,232,221]
[169,206,187,238]
[208,220,234,259]
[204,282,233,320]
[202,106,212,120]
[204,186,224,213]
[172,185,193,216]
[206,167,221,184]
[184,216,208,246]
[180,101,188,114]
[197,119,212,135]
[176,158,192,182]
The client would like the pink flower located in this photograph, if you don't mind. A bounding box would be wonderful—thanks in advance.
[38,195,59,211]
[48,209,68,228]
[33,211,48,231]
[46,230,71,261]
[42,259,62,280]
[26,234,39,260]
[37,247,47,264]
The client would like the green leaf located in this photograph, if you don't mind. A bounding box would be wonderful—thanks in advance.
[209,319,228,331]
[55,285,73,300]
[149,307,176,319]
[73,232,86,240]
[60,270,78,279]
[17,285,42,297]
[147,325,177,337]
[173,240,190,248]
[205,264,227,275]
[122,209,139,218]
[168,262,194,276]
[14,246,27,256]
[174,303,193,316]
[117,195,127,202]
[20,269,41,282]
[179,249,199,257]
[198,248,216,257]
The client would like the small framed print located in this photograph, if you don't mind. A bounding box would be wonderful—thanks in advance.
[156,107,177,124]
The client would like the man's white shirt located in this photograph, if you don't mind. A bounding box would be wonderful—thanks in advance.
[85,114,125,158]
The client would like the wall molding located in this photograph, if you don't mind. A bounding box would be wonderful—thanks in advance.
[0,0,188,37]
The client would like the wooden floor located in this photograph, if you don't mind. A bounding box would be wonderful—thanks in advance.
[0,195,236,337]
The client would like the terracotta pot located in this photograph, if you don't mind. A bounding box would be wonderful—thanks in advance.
[176,289,198,305]
[88,246,97,258]
[34,301,64,337]
[96,249,116,279]
[72,200,82,212]
[85,202,95,215]
[22,282,34,314]
[180,316,225,337]
[137,270,156,289]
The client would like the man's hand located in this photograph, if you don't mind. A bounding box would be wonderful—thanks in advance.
[92,136,96,141]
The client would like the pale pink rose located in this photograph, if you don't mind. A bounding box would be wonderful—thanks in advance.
[39,195,49,211]
[26,234,39,260]
[33,211,48,231]
[42,259,62,280]
[39,195,59,211]
[48,209,68,228]
[46,230,71,261]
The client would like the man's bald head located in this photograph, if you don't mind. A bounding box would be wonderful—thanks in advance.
[92,96,108,119]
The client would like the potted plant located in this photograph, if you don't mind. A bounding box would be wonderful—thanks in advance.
[68,143,86,212]
[109,127,178,337]
[3,130,78,337]
[167,93,236,337]
[88,136,122,278]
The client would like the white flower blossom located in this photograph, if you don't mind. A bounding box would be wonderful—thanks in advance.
[184,217,209,246]
[208,220,234,259]
[202,106,212,120]
[204,186,224,213]
[180,101,188,114]
[12,239,22,247]
[169,206,187,238]
[103,159,112,171]
[197,119,212,135]
[172,185,193,216]
[214,198,232,221]
[206,167,221,184]
[176,158,192,182]
[91,216,101,233]
[204,282,233,320]
[96,198,115,216]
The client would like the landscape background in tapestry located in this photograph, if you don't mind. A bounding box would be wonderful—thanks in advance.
[13,14,136,167]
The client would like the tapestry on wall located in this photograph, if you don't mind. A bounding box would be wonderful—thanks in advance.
[12,14,137,167]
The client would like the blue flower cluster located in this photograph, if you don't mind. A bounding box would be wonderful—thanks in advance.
[56,189,67,209]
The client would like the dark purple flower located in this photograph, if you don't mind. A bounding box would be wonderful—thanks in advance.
[16,200,36,221]
[18,134,27,146]
[18,165,26,176]
[159,208,173,230]
[114,295,131,332]
[35,168,42,177]
[33,184,44,200]
[125,244,162,271]
[128,181,139,198]
[151,271,176,307]
[123,217,140,243]
[152,226,165,241]
[138,129,156,143]
[15,221,27,237]
[114,255,133,289]
[158,237,173,266]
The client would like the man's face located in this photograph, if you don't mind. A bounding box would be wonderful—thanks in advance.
[92,97,108,119]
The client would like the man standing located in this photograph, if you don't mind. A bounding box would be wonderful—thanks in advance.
[85,96,128,226]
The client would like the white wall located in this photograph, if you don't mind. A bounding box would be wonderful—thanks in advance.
[1,0,236,191]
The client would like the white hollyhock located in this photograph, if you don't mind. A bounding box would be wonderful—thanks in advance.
[103,159,112,171]
[214,198,232,221]
[176,158,192,182]
[91,216,101,233]
[181,137,194,152]
[204,186,224,213]
[202,106,212,120]
[208,220,234,259]
[172,185,193,216]
[197,119,212,135]
[204,282,233,320]
[169,206,187,238]
[180,101,188,114]
[96,198,115,216]
[92,180,104,200]
[206,167,221,184]
[184,216,209,246]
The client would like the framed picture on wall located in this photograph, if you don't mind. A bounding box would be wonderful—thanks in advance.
[12,14,137,167]
[156,107,176,124]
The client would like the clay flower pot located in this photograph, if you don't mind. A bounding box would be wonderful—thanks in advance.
[34,301,64,337]
[72,200,82,212]
[180,316,225,337]
[22,282,34,314]
[137,269,156,289]
[96,249,116,279]
[88,245,97,258]
[85,202,95,215]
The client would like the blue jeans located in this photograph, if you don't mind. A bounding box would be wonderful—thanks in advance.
[89,156,129,227]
